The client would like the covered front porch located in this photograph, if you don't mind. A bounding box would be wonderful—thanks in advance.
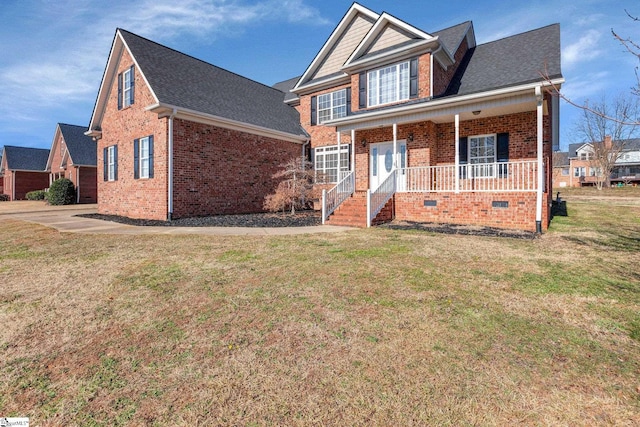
[319,85,556,233]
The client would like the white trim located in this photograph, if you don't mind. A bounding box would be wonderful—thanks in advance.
[168,108,176,220]
[292,3,379,94]
[147,103,308,144]
[535,86,544,230]
[454,114,460,193]
[45,124,62,172]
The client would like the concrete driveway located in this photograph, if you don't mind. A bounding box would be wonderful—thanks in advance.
[0,201,352,236]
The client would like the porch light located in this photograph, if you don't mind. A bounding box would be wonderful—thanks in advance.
[472,110,481,116]
[361,138,367,147]
[407,133,414,142]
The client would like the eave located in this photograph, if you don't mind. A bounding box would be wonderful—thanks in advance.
[147,103,309,144]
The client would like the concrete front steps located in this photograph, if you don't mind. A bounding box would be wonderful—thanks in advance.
[326,191,394,227]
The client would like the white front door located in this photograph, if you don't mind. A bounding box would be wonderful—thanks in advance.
[370,141,406,191]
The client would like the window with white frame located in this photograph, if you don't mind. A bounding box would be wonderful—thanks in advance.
[318,89,347,123]
[368,61,410,107]
[469,134,496,177]
[314,145,349,183]
[107,146,116,181]
[574,166,586,177]
[123,67,133,108]
[139,136,150,178]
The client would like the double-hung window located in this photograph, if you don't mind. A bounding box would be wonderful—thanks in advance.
[103,145,117,181]
[368,61,410,107]
[118,65,135,109]
[574,167,586,177]
[314,145,350,183]
[469,134,496,177]
[134,135,154,179]
[318,89,347,124]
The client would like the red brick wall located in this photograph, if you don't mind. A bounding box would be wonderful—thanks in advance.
[171,119,302,218]
[97,48,169,220]
[13,171,50,200]
[395,192,541,232]
[78,167,97,203]
[432,37,469,97]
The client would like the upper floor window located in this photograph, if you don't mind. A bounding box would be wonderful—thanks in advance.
[368,61,410,107]
[318,89,347,124]
[579,152,594,161]
[118,65,135,110]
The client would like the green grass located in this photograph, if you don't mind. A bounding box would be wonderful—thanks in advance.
[0,196,639,425]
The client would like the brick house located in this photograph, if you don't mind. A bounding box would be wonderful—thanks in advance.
[1,146,50,200]
[277,3,563,232]
[85,29,307,220]
[46,123,98,203]
[555,137,640,187]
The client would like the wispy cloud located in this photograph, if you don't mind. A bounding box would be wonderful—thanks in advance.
[560,71,609,102]
[562,29,603,69]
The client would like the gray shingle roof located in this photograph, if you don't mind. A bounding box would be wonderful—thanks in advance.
[554,151,569,166]
[569,138,640,157]
[3,146,50,171]
[273,76,301,104]
[119,29,305,137]
[58,123,97,166]
[432,21,472,57]
[444,23,562,97]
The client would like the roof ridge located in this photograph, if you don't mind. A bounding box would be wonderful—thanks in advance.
[432,20,472,34]
[117,28,287,96]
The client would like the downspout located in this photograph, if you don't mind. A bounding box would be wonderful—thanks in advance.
[454,113,460,193]
[168,108,177,221]
[76,167,80,203]
[535,86,544,234]
[12,170,15,201]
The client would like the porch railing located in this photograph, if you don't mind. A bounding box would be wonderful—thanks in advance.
[399,160,539,193]
[367,170,396,227]
[321,171,355,224]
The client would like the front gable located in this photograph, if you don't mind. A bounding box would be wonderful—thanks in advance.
[293,3,379,94]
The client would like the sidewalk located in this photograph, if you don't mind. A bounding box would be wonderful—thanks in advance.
[0,201,353,236]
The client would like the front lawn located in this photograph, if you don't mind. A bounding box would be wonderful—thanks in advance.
[1,195,638,425]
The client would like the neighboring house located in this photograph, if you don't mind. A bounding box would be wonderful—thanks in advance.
[46,123,98,203]
[277,3,563,232]
[552,151,570,188]
[85,29,308,220]
[1,146,50,200]
[557,137,640,187]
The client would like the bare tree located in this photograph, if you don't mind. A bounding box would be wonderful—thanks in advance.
[612,10,640,96]
[573,94,640,189]
[264,158,318,215]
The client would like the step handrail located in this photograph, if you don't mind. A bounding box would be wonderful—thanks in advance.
[321,171,355,224]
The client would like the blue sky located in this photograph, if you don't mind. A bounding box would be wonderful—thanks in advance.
[0,0,638,152]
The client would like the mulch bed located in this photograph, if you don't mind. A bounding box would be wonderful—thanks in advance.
[77,210,322,228]
[380,220,539,239]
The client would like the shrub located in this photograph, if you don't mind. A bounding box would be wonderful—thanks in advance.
[0,194,9,202]
[47,178,76,205]
[26,190,47,200]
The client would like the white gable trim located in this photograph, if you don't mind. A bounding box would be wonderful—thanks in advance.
[292,3,379,94]
[344,12,434,66]
[86,29,159,137]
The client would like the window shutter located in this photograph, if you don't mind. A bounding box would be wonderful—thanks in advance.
[347,143,352,170]
[308,145,314,164]
[497,133,509,178]
[133,138,139,179]
[117,72,123,110]
[358,72,367,109]
[345,87,351,115]
[148,135,154,178]
[103,147,108,181]
[458,136,468,179]
[310,96,317,126]
[410,58,419,98]
[497,133,509,162]
[129,65,135,105]
[113,145,118,181]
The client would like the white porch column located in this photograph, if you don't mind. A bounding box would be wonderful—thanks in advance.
[535,86,544,233]
[454,113,460,193]
[351,129,355,173]
[393,123,397,168]
[337,131,342,180]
